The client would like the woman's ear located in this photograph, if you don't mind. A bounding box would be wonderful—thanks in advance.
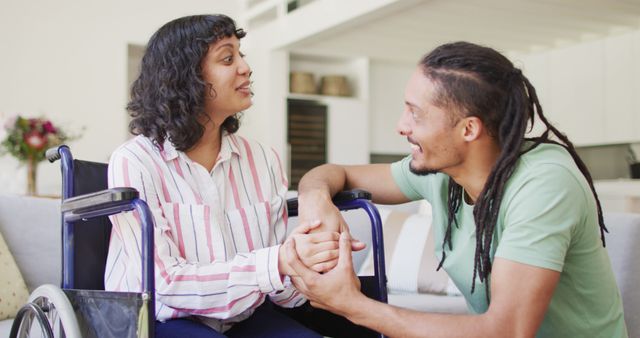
[461,116,484,142]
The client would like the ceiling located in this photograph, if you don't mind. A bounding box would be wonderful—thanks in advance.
[288,0,640,63]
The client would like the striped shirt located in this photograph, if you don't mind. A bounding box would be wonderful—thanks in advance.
[105,133,305,332]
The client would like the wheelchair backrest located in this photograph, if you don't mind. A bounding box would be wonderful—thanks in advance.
[68,159,112,291]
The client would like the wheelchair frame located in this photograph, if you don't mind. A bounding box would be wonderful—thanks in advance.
[10,145,388,338]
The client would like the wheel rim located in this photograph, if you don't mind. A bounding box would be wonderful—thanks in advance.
[20,284,82,338]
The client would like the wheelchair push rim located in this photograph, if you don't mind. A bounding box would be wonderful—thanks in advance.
[10,284,82,338]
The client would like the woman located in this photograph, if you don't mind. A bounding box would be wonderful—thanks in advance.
[105,14,338,337]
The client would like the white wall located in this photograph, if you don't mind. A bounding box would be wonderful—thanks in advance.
[369,30,640,155]
[0,0,240,195]
[238,0,411,164]
[241,49,373,169]
[239,48,288,159]
[369,60,415,155]
[514,29,640,146]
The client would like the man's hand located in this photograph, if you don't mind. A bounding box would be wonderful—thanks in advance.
[297,190,349,234]
[285,231,364,317]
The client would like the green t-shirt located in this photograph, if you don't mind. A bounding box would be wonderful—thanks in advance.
[391,143,627,337]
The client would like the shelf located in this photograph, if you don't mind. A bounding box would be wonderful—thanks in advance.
[288,52,368,102]
[287,92,361,102]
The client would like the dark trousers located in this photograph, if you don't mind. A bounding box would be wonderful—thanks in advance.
[155,301,322,338]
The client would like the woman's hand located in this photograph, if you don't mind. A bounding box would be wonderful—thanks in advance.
[279,221,365,275]
[285,231,364,316]
[291,222,340,272]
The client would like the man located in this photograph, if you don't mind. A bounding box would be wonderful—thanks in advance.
[285,42,627,337]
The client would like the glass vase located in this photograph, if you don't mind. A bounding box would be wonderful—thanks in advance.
[27,157,38,196]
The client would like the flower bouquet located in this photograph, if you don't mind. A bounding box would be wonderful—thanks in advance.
[1,115,71,195]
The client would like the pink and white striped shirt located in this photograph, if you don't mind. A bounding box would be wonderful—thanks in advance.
[105,132,304,332]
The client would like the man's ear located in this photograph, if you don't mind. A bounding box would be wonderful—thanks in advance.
[461,116,483,142]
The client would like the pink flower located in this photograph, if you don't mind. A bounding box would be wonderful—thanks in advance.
[42,120,56,134]
[24,130,47,150]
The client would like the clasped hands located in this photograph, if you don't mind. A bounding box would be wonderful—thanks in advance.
[278,219,365,276]
[276,200,368,314]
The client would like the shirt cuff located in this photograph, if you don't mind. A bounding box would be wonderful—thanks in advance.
[255,246,285,293]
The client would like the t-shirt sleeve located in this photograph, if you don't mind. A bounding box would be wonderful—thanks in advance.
[390,156,428,201]
[494,164,587,272]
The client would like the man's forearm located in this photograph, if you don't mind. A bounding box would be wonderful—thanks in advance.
[346,296,504,338]
[296,164,350,234]
[298,164,348,199]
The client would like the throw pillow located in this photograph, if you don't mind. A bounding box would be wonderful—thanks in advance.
[359,207,458,295]
[0,230,30,320]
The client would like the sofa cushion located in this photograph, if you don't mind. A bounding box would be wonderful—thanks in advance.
[0,194,61,291]
[0,230,30,320]
[0,319,13,334]
[388,292,468,314]
[603,212,640,337]
[359,207,460,295]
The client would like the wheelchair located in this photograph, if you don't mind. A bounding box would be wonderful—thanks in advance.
[10,145,388,338]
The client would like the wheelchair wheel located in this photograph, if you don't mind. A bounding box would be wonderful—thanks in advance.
[10,284,82,338]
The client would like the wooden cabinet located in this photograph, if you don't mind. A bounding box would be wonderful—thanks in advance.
[287,99,327,190]
[285,53,370,187]
[285,94,369,188]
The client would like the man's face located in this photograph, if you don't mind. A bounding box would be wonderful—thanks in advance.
[397,67,464,175]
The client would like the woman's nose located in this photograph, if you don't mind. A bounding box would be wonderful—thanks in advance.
[238,57,251,76]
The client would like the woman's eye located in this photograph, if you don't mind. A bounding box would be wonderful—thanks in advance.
[223,55,233,63]
[239,52,246,58]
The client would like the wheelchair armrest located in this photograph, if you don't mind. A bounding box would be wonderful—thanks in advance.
[331,189,372,204]
[61,187,139,214]
[286,189,372,216]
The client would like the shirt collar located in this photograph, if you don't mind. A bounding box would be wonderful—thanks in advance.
[160,138,178,161]
[159,131,241,163]
[218,131,242,162]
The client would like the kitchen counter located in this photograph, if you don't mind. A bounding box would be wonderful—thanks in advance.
[594,179,640,213]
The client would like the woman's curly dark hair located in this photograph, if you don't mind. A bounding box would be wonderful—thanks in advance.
[128,14,246,151]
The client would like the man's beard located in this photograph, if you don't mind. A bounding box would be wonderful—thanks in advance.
[409,162,440,176]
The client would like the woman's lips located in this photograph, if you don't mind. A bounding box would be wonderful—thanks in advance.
[236,81,251,95]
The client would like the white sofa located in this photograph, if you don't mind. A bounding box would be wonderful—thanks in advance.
[1,193,639,337]
[0,194,61,334]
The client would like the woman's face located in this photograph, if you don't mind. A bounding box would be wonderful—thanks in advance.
[201,35,252,125]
